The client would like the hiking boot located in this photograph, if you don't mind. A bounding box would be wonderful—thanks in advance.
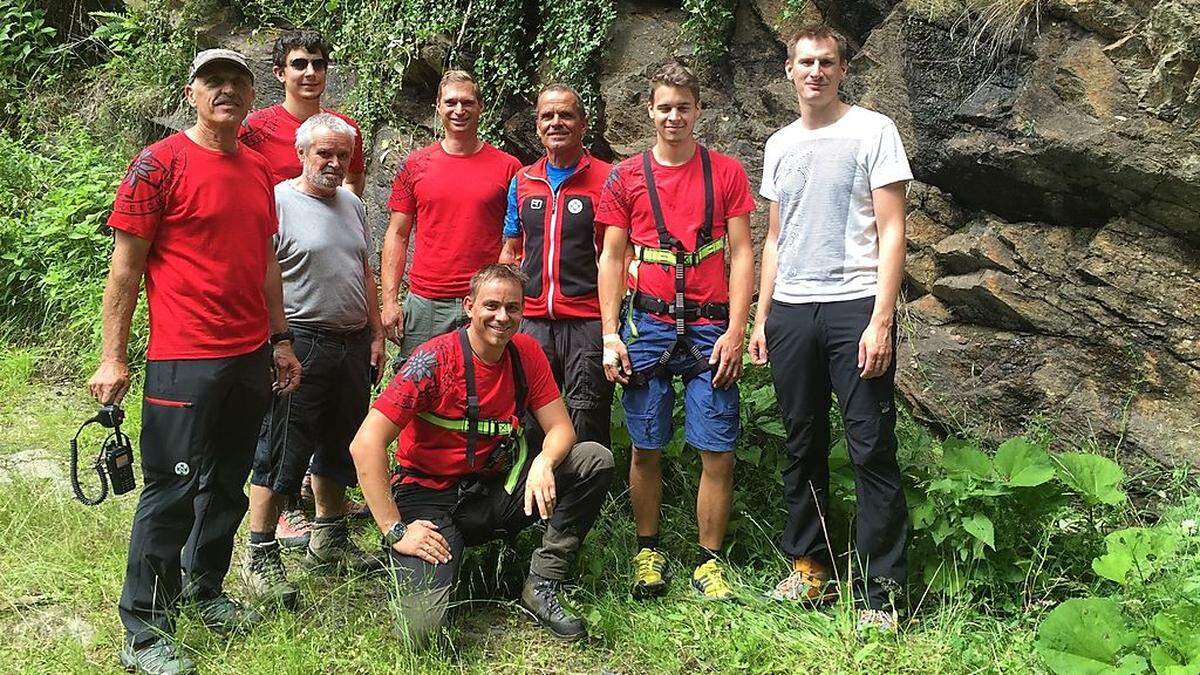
[768,556,837,604]
[276,508,312,550]
[631,547,670,600]
[305,516,380,572]
[520,572,587,640]
[691,558,734,601]
[193,593,263,635]
[242,540,298,609]
[119,638,195,675]
[857,608,899,634]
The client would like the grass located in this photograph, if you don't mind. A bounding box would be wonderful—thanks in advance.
[0,345,1060,673]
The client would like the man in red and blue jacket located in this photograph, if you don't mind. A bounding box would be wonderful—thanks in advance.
[500,84,614,446]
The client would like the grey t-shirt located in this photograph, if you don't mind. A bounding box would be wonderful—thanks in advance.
[274,181,371,330]
[760,105,912,303]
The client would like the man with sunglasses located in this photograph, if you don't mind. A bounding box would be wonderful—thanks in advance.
[241,30,370,549]
[240,30,366,195]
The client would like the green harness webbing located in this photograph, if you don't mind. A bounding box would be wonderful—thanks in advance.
[414,328,530,494]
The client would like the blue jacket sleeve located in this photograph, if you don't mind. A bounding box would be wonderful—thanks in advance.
[502,177,520,238]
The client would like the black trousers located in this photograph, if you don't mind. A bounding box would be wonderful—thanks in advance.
[520,317,613,447]
[386,441,614,642]
[251,326,370,495]
[119,346,272,647]
[765,297,908,610]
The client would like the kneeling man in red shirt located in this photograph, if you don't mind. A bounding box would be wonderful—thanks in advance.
[350,264,614,643]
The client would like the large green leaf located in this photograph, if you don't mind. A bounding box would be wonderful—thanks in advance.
[1092,527,1180,585]
[1036,597,1141,674]
[1056,453,1127,506]
[995,437,1055,487]
[942,438,993,479]
[962,513,996,551]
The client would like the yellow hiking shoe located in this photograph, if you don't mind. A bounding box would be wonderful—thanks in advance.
[632,548,669,599]
[691,558,734,601]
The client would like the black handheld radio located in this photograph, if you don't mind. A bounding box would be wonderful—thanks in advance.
[70,404,137,505]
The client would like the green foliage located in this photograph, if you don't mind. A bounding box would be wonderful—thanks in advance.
[1093,528,1179,586]
[0,0,59,108]
[1035,500,1200,675]
[0,125,144,364]
[536,0,617,118]
[681,0,738,66]
[1057,452,1127,506]
[1035,597,1145,674]
[243,0,615,135]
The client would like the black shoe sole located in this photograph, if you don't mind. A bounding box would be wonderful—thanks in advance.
[517,602,587,641]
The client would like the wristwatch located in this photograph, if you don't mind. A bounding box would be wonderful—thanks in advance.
[270,329,295,345]
[383,520,407,547]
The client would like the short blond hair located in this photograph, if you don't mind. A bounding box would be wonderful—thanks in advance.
[786,25,851,63]
[437,69,481,102]
[469,264,528,298]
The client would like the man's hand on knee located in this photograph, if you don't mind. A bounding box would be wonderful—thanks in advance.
[392,519,452,564]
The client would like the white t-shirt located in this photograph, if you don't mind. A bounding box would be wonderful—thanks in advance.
[760,105,912,304]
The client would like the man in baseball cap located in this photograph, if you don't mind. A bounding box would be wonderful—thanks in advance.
[188,48,255,82]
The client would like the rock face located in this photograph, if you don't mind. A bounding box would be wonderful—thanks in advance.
[843,2,1200,466]
[202,0,1198,467]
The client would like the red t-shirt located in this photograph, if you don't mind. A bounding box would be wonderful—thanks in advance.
[595,147,755,322]
[373,331,560,490]
[107,132,277,360]
[388,142,521,298]
[239,104,366,185]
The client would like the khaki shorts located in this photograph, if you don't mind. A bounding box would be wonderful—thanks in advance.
[390,291,467,373]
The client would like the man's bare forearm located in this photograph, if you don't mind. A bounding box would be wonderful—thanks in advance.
[365,262,384,337]
[754,203,781,327]
[380,212,412,306]
[871,183,908,324]
[725,218,754,336]
[99,263,143,364]
[597,228,629,335]
[263,255,289,334]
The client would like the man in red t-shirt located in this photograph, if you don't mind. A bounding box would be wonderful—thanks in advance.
[380,70,522,372]
[596,61,756,602]
[350,265,613,643]
[239,30,366,194]
[87,49,302,674]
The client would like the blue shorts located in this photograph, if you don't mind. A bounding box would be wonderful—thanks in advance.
[619,309,740,452]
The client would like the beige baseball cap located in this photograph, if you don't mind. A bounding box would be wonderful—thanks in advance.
[188,48,254,82]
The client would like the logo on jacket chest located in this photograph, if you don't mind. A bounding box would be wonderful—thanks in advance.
[530,198,545,210]
[567,198,584,214]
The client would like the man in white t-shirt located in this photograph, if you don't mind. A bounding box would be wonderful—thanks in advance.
[749,25,912,632]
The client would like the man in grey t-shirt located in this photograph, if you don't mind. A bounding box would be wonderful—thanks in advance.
[244,113,386,607]
[749,25,912,631]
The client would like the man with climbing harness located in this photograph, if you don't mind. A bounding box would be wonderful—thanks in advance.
[749,26,912,633]
[498,84,615,447]
[596,61,756,601]
[350,264,614,643]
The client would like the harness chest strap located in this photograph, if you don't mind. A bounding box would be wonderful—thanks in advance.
[412,328,530,493]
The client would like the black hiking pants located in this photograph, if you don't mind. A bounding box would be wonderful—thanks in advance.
[385,441,614,643]
[765,297,908,610]
[119,346,272,647]
[520,318,614,447]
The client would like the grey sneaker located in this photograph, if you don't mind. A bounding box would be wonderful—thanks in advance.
[857,608,899,634]
[242,540,298,609]
[193,593,263,635]
[520,573,587,640]
[119,638,195,675]
[305,516,380,572]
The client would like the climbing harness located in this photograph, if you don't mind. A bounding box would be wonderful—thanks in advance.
[626,146,729,387]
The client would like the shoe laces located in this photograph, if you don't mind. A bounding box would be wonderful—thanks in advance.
[250,544,287,585]
[533,578,570,620]
[317,518,353,550]
[695,559,731,595]
[283,509,311,530]
[634,548,665,578]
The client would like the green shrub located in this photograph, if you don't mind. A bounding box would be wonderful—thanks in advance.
[0,0,60,110]
[0,125,144,367]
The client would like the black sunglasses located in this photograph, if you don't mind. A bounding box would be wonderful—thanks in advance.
[288,57,328,72]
